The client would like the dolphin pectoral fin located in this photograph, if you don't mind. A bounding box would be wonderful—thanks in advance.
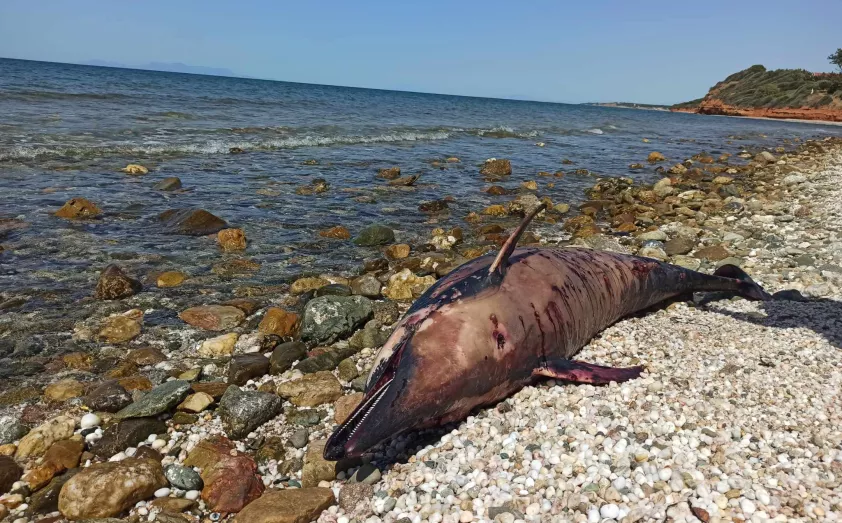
[534,358,645,384]
[488,202,547,280]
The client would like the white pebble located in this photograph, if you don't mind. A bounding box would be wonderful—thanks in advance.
[600,504,620,519]
[459,510,473,522]
[185,490,200,500]
[741,498,756,515]
[658,468,673,481]
[80,413,100,429]
[587,507,600,523]
[154,487,171,498]
[151,438,167,450]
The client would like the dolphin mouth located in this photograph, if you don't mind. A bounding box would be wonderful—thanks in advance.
[324,378,395,460]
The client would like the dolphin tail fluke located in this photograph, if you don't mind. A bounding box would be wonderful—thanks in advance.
[534,358,645,385]
[712,264,772,301]
[489,202,547,280]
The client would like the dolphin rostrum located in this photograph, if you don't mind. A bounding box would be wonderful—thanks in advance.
[324,203,770,460]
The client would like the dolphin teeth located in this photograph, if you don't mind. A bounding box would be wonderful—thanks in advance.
[345,378,393,439]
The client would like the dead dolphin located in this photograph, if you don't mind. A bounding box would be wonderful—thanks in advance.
[325,204,770,459]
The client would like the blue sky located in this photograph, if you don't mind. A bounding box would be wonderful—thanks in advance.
[0,0,839,104]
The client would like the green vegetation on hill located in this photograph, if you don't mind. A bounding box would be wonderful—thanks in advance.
[676,65,842,110]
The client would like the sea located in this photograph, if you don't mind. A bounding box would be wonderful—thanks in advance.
[1,57,840,317]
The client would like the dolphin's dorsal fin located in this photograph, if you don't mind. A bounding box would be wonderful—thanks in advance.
[488,202,547,279]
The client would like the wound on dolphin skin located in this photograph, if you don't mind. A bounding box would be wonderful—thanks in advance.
[534,358,644,384]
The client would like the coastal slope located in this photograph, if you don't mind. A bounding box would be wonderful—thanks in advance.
[673,65,842,122]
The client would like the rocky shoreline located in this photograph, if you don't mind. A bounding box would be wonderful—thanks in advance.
[0,138,841,523]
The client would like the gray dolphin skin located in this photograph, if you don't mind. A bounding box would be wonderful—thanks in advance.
[324,203,770,460]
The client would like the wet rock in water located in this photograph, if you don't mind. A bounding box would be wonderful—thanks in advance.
[188,437,264,513]
[94,264,142,300]
[388,174,419,186]
[165,464,203,491]
[300,295,373,344]
[269,341,307,375]
[218,228,247,251]
[233,487,336,523]
[44,379,85,402]
[334,393,364,424]
[157,270,187,288]
[385,243,411,260]
[0,455,22,493]
[486,185,510,196]
[0,417,26,445]
[419,199,449,213]
[668,163,688,175]
[319,225,351,239]
[159,208,228,236]
[521,180,538,191]
[291,276,329,295]
[121,163,149,175]
[363,257,389,273]
[58,457,166,519]
[230,146,245,154]
[54,197,102,220]
[647,152,666,163]
[179,304,245,331]
[114,379,190,419]
[480,158,512,176]
[482,204,508,217]
[16,415,76,459]
[383,268,436,301]
[354,224,395,246]
[218,386,282,440]
[350,274,382,298]
[258,307,300,338]
[295,178,329,195]
[508,193,543,216]
[664,237,695,256]
[377,167,401,180]
[694,244,731,262]
[97,310,143,343]
[84,381,133,413]
[277,371,342,407]
[629,163,645,169]
[153,176,182,191]
[227,353,270,385]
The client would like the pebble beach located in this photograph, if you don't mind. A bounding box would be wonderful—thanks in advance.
[0,136,840,523]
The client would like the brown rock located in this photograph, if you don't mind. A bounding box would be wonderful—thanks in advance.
[482,205,508,217]
[319,226,351,240]
[121,163,149,175]
[150,497,197,513]
[334,393,364,424]
[127,347,168,366]
[486,185,509,196]
[290,276,329,295]
[258,308,300,338]
[664,238,695,256]
[234,488,336,523]
[62,352,93,370]
[480,159,512,176]
[177,392,214,413]
[647,152,666,163]
[301,440,337,487]
[117,375,154,391]
[94,265,142,300]
[198,332,239,357]
[54,198,102,220]
[191,381,231,400]
[694,244,730,262]
[192,437,264,513]
[179,305,245,331]
[218,228,247,251]
[105,360,138,379]
[521,180,538,191]
[157,271,187,288]
[224,298,262,316]
[0,455,22,493]
[97,310,143,343]
[58,457,166,519]
[44,438,84,470]
[227,353,270,385]
[44,379,85,402]
[276,371,342,407]
[159,208,228,236]
[377,167,401,180]
[24,460,63,491]
[384,243,411,260]
[16,415,75,459]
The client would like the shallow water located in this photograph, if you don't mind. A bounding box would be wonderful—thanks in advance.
[1,57,840,326]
